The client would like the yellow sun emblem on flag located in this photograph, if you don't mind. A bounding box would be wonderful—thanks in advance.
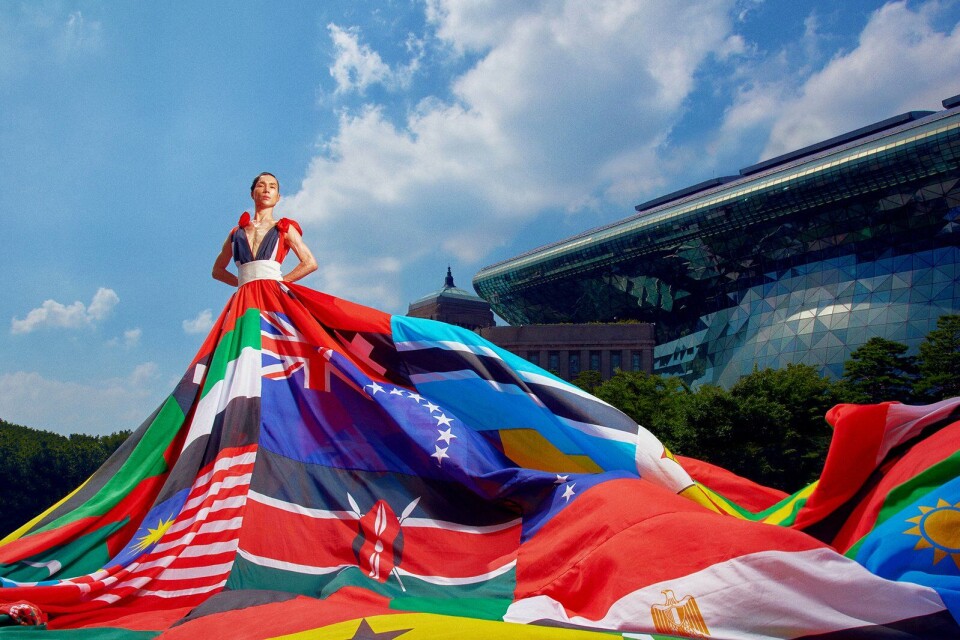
[132,516,176,552]
[904,498,960,569]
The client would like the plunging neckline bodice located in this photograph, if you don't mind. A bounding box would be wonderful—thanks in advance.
[231,213,301,266]
[246,221,278,259]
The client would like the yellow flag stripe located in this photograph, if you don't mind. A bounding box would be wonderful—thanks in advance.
[0,477,92,547]
[499,429,603,473]
[680,484,738,516]
[270,612,618,639]
[761,481,819,525]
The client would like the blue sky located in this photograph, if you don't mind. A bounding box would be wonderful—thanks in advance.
[2,0,959,435]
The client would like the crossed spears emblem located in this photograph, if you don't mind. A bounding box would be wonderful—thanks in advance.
[348,493,420,591]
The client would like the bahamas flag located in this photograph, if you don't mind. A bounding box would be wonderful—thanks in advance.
[1,278,960,638]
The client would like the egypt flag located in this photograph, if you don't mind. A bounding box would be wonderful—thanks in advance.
[1,277,960,638]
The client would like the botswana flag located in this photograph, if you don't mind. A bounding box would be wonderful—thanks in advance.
[2,278,959,638]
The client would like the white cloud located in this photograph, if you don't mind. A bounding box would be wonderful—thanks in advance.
[87,287,120,320]
[327,23,422,95]
[0,364,164,436]
[106,327,142,349]
[759,1,960,158]
[124,328,142,347]
[0,6,102,76]
[424,0,540,53]
[318,258,405,311]
[130,362,159,386]
[328,23,391,94]
[716,33,748,61]
[289,0,738,308]
[60,10,102,56]
[11,287,119,334]
[182,309,214,335]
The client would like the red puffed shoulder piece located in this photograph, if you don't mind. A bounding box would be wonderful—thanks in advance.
[238,212,251,228]
[277,218,303,236]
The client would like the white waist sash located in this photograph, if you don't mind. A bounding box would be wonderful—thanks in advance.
[238,260,282,287]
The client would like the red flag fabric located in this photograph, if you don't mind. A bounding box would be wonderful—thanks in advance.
[2,254,960,637]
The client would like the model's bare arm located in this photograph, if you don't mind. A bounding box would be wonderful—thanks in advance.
[212,235,239,287]
[282,227,318,283]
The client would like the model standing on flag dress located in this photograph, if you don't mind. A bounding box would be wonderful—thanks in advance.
[4,174,960,636]
[212,172,317,288]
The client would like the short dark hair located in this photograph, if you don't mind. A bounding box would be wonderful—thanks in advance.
[250,172,279,193]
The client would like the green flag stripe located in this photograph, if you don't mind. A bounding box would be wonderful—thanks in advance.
[389,596,511,622]
[227,554,516,603]
[200,307,262,400]
[29,397,186,534]
[0,627,159,639]
[845,451,960,558]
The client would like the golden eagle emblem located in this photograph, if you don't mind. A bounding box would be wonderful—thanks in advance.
[651,589,710,638]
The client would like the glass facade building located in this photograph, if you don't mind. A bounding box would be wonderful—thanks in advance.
[473,98,960,387]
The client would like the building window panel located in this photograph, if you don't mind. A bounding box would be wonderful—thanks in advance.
[589,351,601,371]
[548,351,560,374]
[569,353,581,377]
[610,352,622,376]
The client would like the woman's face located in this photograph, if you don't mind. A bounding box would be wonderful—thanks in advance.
[251,175,280,209]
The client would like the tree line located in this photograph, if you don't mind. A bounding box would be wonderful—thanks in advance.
[571,314,960,491]
[0,421,129,538]
[1,315,958,537]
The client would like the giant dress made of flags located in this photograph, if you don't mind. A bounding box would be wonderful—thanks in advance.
[2,216,960,639]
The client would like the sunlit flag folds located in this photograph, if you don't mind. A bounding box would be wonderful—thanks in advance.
[2,279,960,638]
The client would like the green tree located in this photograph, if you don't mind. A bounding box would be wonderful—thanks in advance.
[0,420,130,537]
[727,364,837,490]
[570,369,603,393]
[916,314,960,401]
[593,371,688,447]
[669,384,737,466]
[839,337,916,404]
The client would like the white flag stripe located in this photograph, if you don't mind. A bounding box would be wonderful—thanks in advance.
[395,559,516,585]
[90,575,152,602]
[881,397,960,463]
[176,539,240,559]
[249,491,521,534]
[394,339,501,359]
[151,562,234,582]
[184,346,262,450]
[260,363,290,376]
[148,527,244,557]
[194,516,243,535]
[127,540,235,577]
[123,554,177,576]
[182,471,255,512]
[180,492,249,523]
[188,450,258,494]
[160,505,246,547]
[137,580,228,599]
[147,515,246,558]
[248,490,351,520]
[96,543,237,600]
[518,369,614,406]
[262,312,300,339]
[93,593,123,604]
[169,491,250,536]
[401,517,521,534]
[505,548,946,638]
[237,548,351,575]
[632,426,696,494]
[559,416,640,446]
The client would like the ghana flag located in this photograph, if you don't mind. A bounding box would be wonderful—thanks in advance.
[1,278,959,638]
